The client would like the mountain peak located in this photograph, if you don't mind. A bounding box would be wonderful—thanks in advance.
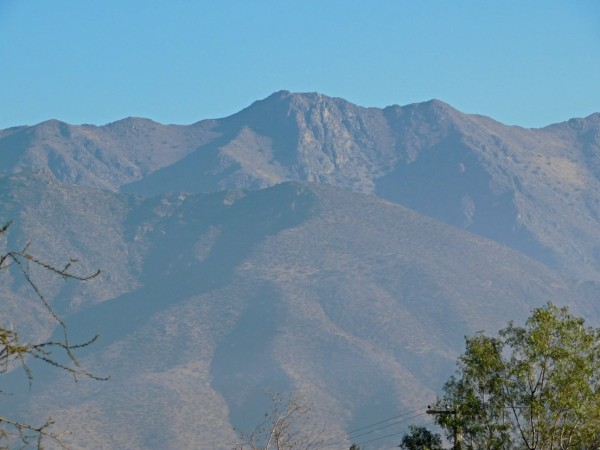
[105,117,162,129]
[251,90,360,111]
[424,98,453,110]
[400,98,460,117]
[37,118,68,127]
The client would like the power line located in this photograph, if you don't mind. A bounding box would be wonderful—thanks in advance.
[353,412,429,447]
[318,406,427,447]
[319,410,429,449]
[349,411,428,441]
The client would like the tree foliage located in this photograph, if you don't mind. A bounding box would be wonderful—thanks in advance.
[436,303,600,449]
[399,425,443,450]
[0,221,103,448]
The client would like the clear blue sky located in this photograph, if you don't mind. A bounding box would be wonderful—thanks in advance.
[1,1,599,129]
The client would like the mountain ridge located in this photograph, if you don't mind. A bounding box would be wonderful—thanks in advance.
[2,92,600,448]
[3,92,600,282]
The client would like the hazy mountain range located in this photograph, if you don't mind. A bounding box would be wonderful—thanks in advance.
[1,91,599,449]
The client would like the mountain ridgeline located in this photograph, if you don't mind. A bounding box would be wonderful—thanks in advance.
[1,92,599,449]
[3,91,600,280]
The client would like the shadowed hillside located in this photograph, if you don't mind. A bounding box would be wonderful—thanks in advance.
[0,174,596,448]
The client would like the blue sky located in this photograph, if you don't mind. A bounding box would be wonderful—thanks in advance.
[1,1,599,129]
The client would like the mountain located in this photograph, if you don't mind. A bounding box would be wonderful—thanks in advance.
[0,117,218,191]
[123,92,600,280]
[0,174,595,449]
[1,92,600,448]
[3,92,599,280]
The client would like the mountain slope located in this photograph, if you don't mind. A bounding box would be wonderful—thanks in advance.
[3,92,599,279]
[1,175,596,449]
[122,91,399,196]
[124,92,600,280]
[0,117,219,191]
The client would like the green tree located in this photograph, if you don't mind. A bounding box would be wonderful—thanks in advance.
[0,221,102,448]
[436,303,600,449]
[399,425,443,450]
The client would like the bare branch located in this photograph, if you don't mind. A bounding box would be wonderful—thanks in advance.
[0,221,105,447]
[235,392,325,450]
[0,416,69,449]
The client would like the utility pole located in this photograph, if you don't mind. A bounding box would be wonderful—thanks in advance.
[426,405,462,450]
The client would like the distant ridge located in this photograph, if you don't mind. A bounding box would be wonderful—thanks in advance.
[2,92,600,280]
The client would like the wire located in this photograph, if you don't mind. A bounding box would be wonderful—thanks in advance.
[318,409,429,449]
[347,411,428,440]
[318,406,427,447]
[353,412,429,447]
[227,405,433,449]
